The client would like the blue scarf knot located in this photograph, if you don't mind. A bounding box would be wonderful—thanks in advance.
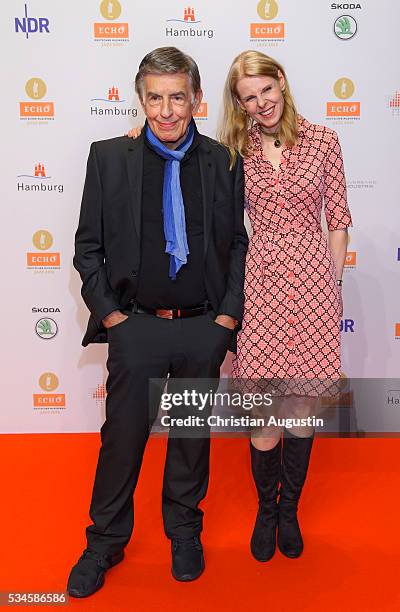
[146,122,195,280]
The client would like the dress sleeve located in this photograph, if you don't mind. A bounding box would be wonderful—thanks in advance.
[323,130,352,230]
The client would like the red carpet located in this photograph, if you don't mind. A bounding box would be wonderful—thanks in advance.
[1,435,399,611]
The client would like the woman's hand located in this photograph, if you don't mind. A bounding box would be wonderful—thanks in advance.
[126,125,143,139]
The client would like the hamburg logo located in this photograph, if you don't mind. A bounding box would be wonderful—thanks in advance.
[327,78,360,120]
[94,0,129,43]
[17,164,64,193]
[388,91,400,116]
[334,15,357,40]
[18,163,49,179]
[15,3,50,39]
[27,230,61,270]
[250,0,285,43]
[35,318,58,340]
[167,6,201,23]
[34,372,66,411]
[166,7,214,38]
[91,86,126,103]
[20,78,55,121]
[90,87,137,117]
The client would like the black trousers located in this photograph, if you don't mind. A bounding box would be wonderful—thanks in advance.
[86,309,232,555]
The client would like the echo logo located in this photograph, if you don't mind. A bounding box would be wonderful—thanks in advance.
[15,3,50,39]
[27,230,61,270]
[94,0,129,41]
[20,78,55,120]
[250,0,285,41]
[194,102,208,120]
[395,323,400,338]
[340,319,355,332]
[327,78,360,118]
[345,251,357,267]
[33,372,66,410]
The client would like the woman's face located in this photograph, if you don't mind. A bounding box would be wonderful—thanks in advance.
[235,73,285,131]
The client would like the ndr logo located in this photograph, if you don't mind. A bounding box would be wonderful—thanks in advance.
[340,319,355,333]
[15,3,49,39]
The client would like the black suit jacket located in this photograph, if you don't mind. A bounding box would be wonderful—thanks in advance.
[73,130,248,351]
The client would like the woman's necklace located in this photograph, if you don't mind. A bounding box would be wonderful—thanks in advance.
[260,127,282,148]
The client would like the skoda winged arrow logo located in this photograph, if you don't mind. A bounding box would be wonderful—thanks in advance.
[334,15,357,39]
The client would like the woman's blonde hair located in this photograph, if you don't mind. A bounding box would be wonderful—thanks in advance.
[218,50,298,167]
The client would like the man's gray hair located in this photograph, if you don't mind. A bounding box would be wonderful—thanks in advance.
[135,46,201,99]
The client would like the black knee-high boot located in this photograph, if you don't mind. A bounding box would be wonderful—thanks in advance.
[278,429,314,558]
[250,439,282,562]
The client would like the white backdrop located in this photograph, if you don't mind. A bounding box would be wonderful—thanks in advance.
[1,0,399,433]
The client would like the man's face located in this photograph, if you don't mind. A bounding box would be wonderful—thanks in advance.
[141,73,202,148]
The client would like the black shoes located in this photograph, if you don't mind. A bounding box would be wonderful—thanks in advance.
[67,537,204,594]
[67,548,124,598]
[171,536,205,581]
[250,439,281,562]
[277,430,314,558]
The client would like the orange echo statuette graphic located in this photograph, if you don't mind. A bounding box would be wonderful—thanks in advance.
[33,372,66,410]
[327,78,360,118]
[193,102,208,119]
[345,252,357,267]
[250,0,285,40]
[20,78,54,119]
[94,0,129,39]
[27,230,61,269]
[344,234,356,268]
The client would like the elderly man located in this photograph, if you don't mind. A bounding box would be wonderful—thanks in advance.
[68,46,248,597]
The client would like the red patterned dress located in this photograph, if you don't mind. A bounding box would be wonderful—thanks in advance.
[232,117,352,394]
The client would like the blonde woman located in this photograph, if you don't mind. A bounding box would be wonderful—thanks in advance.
[219,50,352,562]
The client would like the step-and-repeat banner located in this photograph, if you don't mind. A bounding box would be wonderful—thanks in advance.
[1,0,399,433]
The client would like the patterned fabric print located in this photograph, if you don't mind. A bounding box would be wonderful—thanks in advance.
[232,117,352,395]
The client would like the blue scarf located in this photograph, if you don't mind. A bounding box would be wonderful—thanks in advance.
[146,122,195,280]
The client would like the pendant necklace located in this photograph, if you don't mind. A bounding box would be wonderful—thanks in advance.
[261,127,281,148]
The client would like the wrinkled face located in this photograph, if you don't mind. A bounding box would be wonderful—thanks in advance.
[235,73,285,131]
[141,73,202,148]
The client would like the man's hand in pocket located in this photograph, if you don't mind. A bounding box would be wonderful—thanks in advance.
[102,310,129,329]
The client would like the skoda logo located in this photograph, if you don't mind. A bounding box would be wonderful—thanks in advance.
[334,15,357,39]
[35,317,58,339]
